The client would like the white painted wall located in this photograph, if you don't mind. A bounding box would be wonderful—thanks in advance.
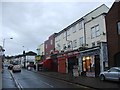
[55,4,109,52]
[83,4,109,23]
[85,15,107,47]
[37,43,45,55]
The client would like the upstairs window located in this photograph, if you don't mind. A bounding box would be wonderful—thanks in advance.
[51,40,53,45]
[92,42,95,47]
[63,44,66,50]
[67,29,71,36]
[73,26,76,33]
[79,20,84,30]
[118,22,120,35]
[73,39,77,48]
[91,25,100,38]
[46,44,47,49]
[79,37,84,46]
[63,32,66,39]
[96,25,100,37]
[97,41,101,46]
[91,27,96,38]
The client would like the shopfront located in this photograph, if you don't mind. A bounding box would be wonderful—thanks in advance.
[57,50,80,74]
[66,50,80,74]
[38,59,52,71]
[51,55,58,72]
[58,54,67,73]
[79,47,100,77]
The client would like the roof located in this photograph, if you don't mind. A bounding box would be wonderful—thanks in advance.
[25,51,37,56]
[56,4,109,36]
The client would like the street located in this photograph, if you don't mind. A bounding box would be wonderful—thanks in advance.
[2,68,93,89]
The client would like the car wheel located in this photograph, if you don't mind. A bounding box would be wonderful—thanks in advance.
[100,75,105,81]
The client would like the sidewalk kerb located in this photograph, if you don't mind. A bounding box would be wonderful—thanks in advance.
[9,70,23,90]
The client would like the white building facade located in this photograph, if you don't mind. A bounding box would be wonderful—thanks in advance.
[55,4,109,77]
[36,43,45,56]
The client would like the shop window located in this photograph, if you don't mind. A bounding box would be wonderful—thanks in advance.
[82,56,93,72]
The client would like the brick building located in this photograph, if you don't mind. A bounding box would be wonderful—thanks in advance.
[105,1,120,67]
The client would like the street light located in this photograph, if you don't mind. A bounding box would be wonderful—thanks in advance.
[2,37,13,64]
[3,38,13,49]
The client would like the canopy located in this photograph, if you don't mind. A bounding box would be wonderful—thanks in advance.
[39,59,52,70]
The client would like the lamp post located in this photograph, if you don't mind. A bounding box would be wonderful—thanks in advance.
[22,46,26,68]
[2,37,13,65]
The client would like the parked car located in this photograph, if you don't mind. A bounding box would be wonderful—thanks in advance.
[3,63,8,67]
[12,64,21,73]
[8,64,13,70]
[99,67,120,81]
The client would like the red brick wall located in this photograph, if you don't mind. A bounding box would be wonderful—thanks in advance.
[44,34,56,59]
[105,1,120,67]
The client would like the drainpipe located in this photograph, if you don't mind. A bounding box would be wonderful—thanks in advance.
[83,18,86,46]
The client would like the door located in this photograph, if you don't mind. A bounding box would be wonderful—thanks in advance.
[58,58,66,73]
[95,55,100,77]
[114,52,120,67]
[68,57,78,74]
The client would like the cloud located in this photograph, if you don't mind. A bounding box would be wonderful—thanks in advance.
[1,1,114,56]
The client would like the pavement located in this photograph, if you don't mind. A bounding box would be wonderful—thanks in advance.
[0,72,2,90]
[2,68,17,89]
[32,70,120,89]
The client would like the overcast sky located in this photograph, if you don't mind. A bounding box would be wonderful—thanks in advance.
[0,0,115,56]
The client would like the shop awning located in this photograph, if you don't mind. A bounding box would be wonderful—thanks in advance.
[39,59,52,70]
[39,62,43,65]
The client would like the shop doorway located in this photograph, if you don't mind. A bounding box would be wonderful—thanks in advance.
[68,57,78,74]
[114,52,120,67]
[94,55,100,77]
[58,58,66,73]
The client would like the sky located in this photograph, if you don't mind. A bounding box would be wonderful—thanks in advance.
[0,0,115,56]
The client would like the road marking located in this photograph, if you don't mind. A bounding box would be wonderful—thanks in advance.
[9,70,24,90]
[39,80,54,88]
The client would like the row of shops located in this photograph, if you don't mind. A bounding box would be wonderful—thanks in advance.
[36,42,108,77]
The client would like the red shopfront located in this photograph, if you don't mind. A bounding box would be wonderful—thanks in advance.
[58,54,67,73]
[67,51,80,74]
[39,59,52,71]
[58,50,80,74]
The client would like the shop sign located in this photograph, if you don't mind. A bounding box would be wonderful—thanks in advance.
[67,52,73,56]
[57,54,66,58]
[35,55,41,61]
[73,65,79,77]
[46,56,51,59]
[67,51,79,57]
[86,72,95,77]
[73,51,79,55]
